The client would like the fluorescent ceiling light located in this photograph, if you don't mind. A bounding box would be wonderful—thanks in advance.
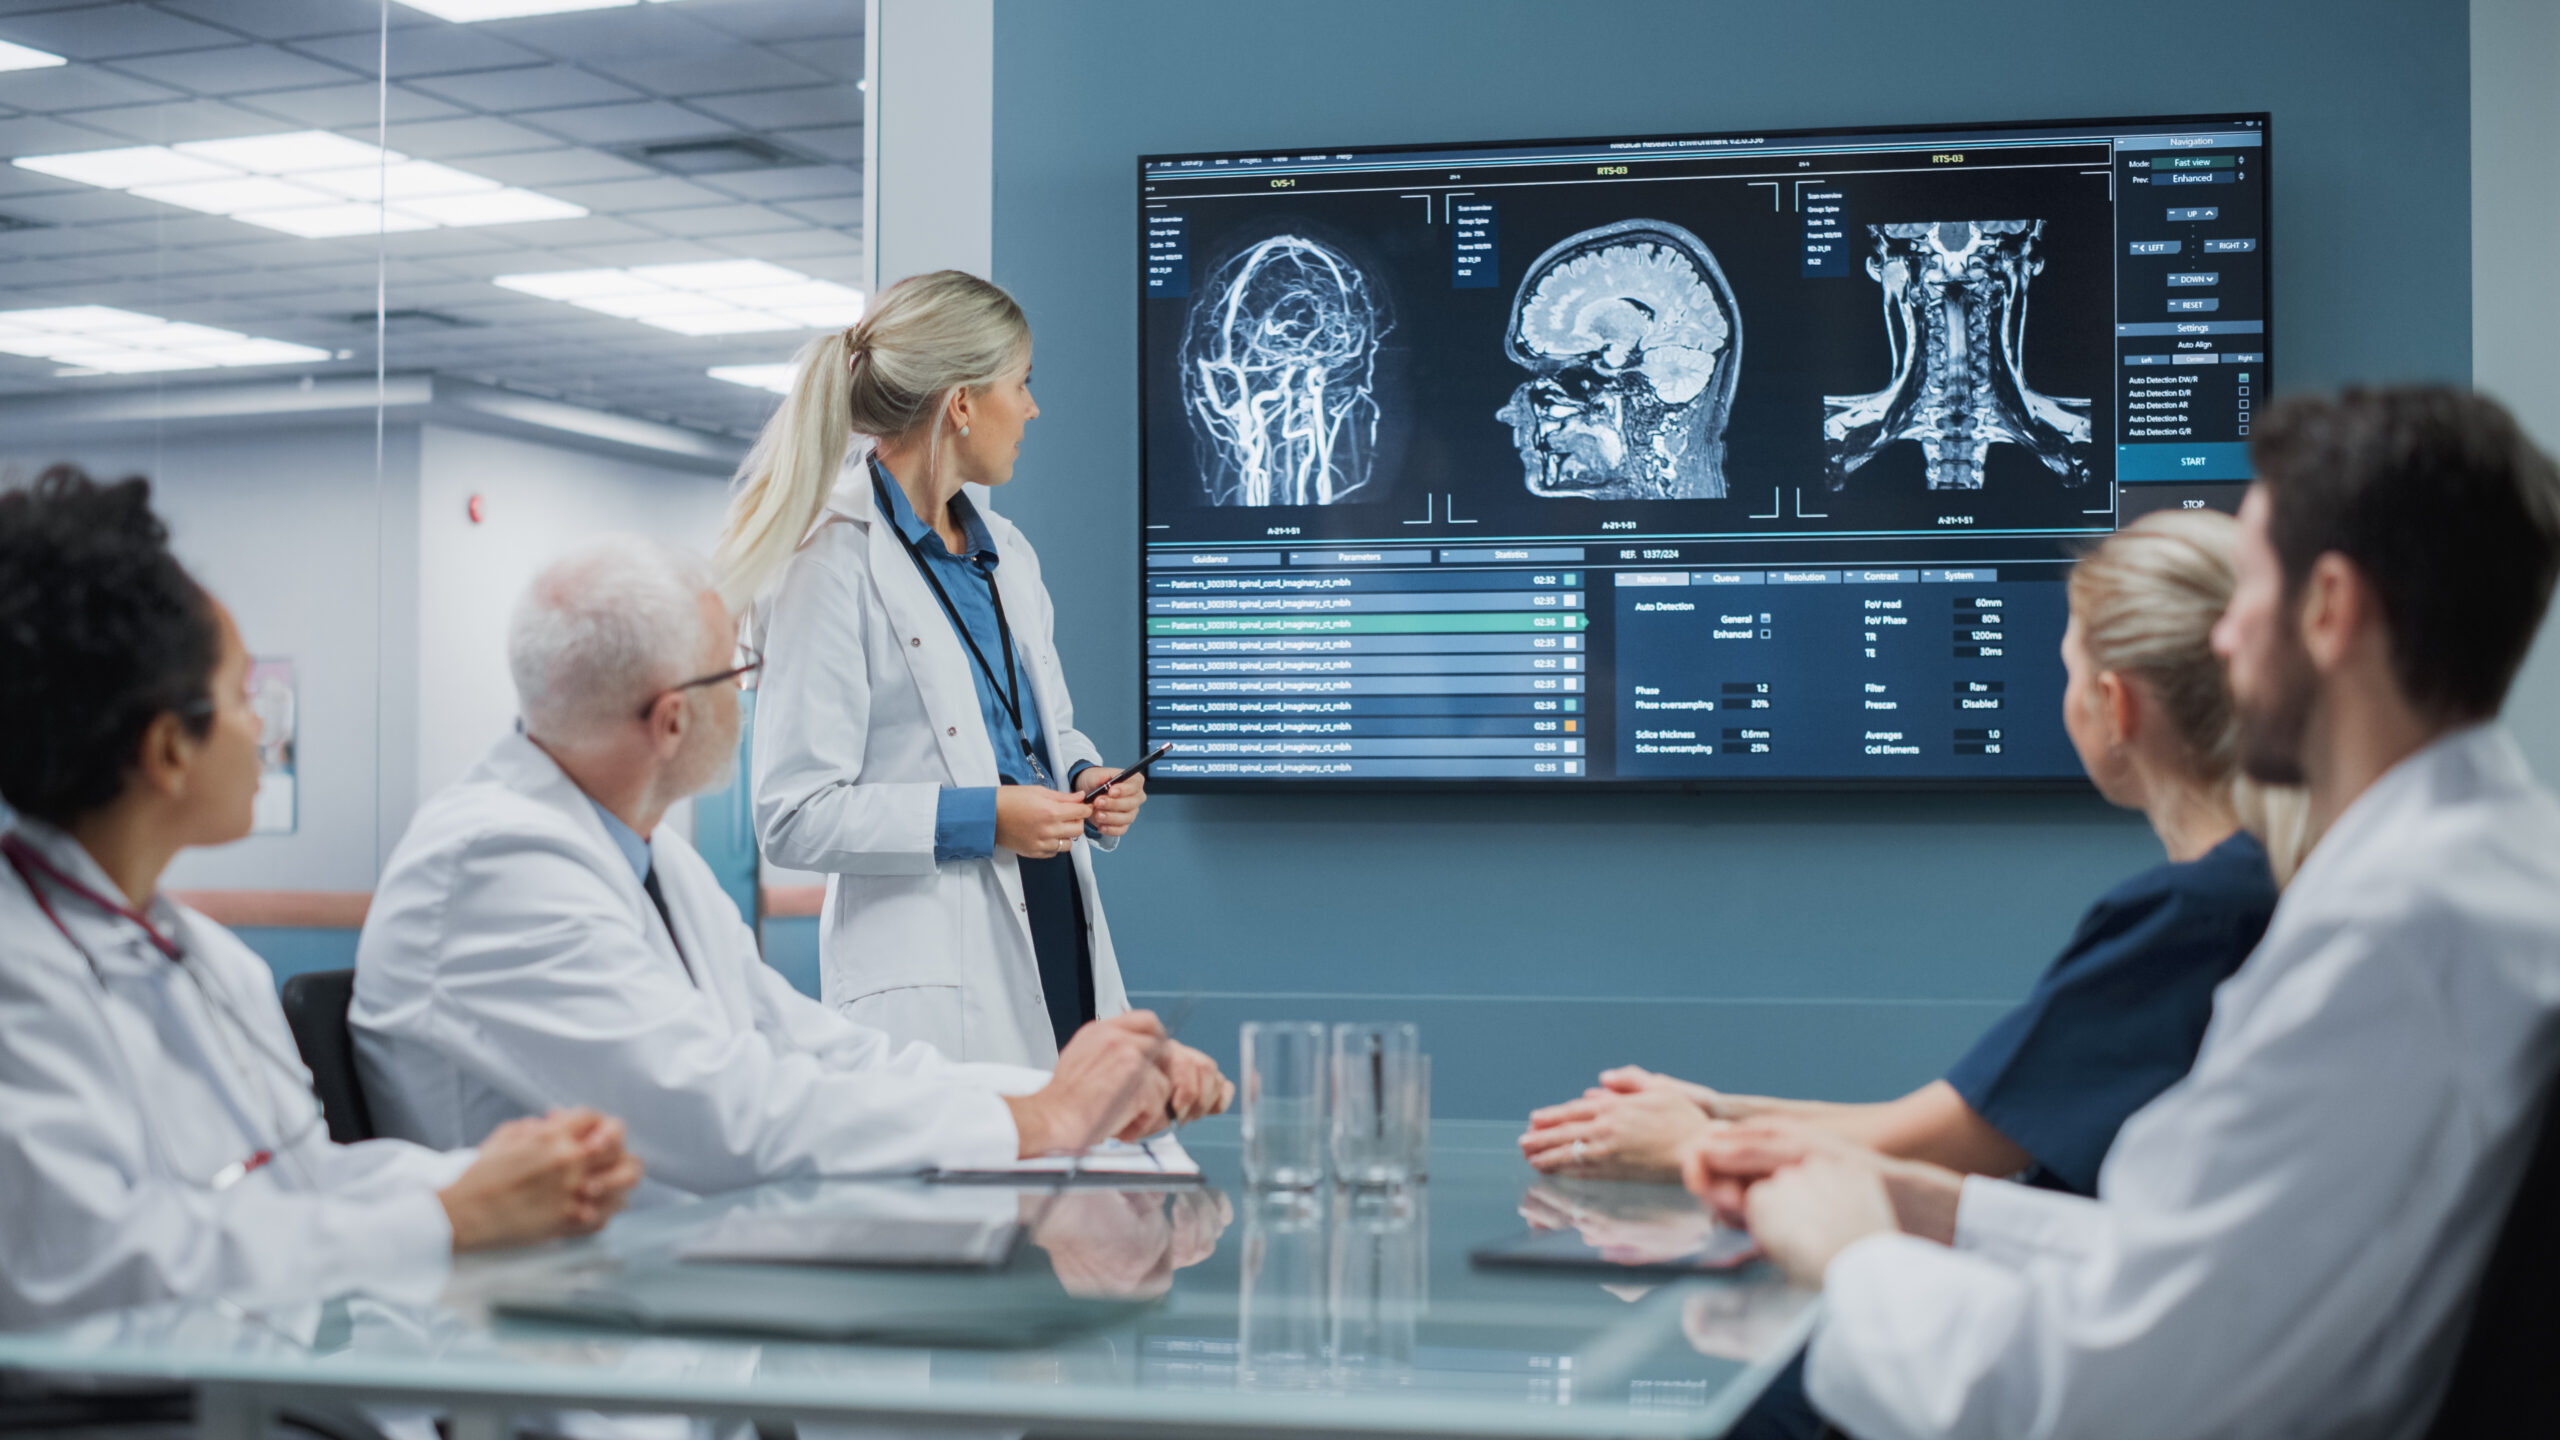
[0,37,69,72]
[709,364,796,395]
[179,132,386,174]
[397,188,584,225]
[0,306,331,375]
[399,0,633,19]
[15,146,233,189]
[396,0,691,19]
[254,204,437,239]
[11,131,586,236]
[495,262,865,337]
[133,175,331,215]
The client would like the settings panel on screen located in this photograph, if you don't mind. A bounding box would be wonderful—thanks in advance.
[1136,113,2271,788]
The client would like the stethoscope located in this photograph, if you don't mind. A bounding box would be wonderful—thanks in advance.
[2,832,325,1190]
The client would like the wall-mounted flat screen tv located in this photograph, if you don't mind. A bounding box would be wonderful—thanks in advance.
[1137,112,2271,789]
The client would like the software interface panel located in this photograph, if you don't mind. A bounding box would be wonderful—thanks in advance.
[1138,113,2271,786]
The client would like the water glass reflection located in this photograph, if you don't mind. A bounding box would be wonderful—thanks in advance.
[1237,1190,1328,1390]
[1242,1021,1328,1189]
[1331,1022,1421,1186]
[1329,1184,1426,1389]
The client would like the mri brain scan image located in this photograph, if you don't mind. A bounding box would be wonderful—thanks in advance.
[1180,235,1391,507]
[1496,220,1742,502]
[1822,220,2092,492]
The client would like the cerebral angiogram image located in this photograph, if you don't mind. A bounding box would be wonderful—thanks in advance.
[1821,220,2092,493]
[1496,219,1742,501]
[1179,234,1394,507]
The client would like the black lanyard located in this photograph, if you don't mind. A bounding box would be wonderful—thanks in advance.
[873,464,1051,785]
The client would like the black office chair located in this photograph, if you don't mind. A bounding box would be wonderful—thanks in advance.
[2423,1075,2560,1437]
[277,969,377,1145]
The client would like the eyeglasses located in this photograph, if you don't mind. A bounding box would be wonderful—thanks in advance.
[637,643,762,720]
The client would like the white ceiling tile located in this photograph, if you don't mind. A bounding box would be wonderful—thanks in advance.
[513,98,716,145]
[0,5,238,61]
[695,163,855,202]
[770,122,859,163]
[375,113,560,157]
[683,85,851,133]
[541,173,727,211]
[697,225,850,259]
[0,184,167,223]
[772,195,857,227]
[0,113,123,152]
[0,64,185,113]
[454,145,650,186]
[406,63,640,112]
[632,202,798,238]
[545,236,724,268]
[581,48,830,99]
[235,81,464,128]
[680,0,861,46]
[156,0,428,43]
[111,44,365,95]
[292,25,543,78]
[55,98,306,143]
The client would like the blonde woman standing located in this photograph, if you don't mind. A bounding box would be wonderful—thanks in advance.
[720,272,1148,1068]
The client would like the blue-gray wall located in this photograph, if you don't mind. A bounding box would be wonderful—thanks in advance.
[986,0,2472,1118]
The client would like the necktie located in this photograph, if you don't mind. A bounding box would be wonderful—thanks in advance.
[641,865,699,988]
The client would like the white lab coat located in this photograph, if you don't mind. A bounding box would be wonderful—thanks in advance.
[353,732,1053,1202]
[753,470,1129,1069]
[1804,725,2560,1440]
[0,821,465,1330]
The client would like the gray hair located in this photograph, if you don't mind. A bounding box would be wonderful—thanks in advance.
[509,534,716,747]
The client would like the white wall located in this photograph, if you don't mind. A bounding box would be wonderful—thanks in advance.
[864,0,992,287]
[4,420,732,890]
[2473,0,2560,782]
[4,424,423,891]
[414,424,732,812]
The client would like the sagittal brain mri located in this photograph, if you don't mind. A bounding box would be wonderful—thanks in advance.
[1180,235,1392,507]
[1496,219,1742,502]
[1822,220,2091,493]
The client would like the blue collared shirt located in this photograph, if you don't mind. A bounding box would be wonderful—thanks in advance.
[874,463,1087,861]
[586,797,651,884]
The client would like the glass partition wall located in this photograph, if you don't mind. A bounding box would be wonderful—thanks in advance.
[0,0,861,975]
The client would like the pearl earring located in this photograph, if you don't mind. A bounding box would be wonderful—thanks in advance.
[959,424,970,437]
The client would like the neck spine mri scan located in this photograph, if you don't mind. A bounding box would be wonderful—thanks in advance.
[1497,219,1742,502]
[1822,219,2092,492]
[1181,235,1391,507]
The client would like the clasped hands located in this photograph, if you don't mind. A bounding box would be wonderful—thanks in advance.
[1520,1067,1960,1286]
[1007,1009,1234,1158]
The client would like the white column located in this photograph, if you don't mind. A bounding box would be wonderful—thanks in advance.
[863,0,995,290]
[2472,0,2560,781]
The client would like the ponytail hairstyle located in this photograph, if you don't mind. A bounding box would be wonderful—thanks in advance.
[716,270,1033,609]
[2068,509,2316,884]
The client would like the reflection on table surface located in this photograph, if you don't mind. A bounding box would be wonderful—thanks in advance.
[0,1121,1816,1438]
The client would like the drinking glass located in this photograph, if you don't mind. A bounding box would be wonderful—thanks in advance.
[1331,1022,1421,1186]
[1242,1021,1328,1188]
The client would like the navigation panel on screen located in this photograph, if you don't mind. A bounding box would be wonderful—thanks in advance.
[1137,113,2271,789]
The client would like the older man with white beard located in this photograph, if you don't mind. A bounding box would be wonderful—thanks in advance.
[354,536,1227,1201]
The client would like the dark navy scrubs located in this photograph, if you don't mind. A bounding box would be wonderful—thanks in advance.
[875,463,1096,1051]
[1735,829,2280,1440]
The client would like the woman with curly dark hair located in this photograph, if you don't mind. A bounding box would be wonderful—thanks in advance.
[0,465,645,1330]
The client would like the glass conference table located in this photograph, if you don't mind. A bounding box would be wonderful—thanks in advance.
[0,1120,1815,1439]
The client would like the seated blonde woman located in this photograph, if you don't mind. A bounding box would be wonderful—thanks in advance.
[1522,509,2310,1197]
